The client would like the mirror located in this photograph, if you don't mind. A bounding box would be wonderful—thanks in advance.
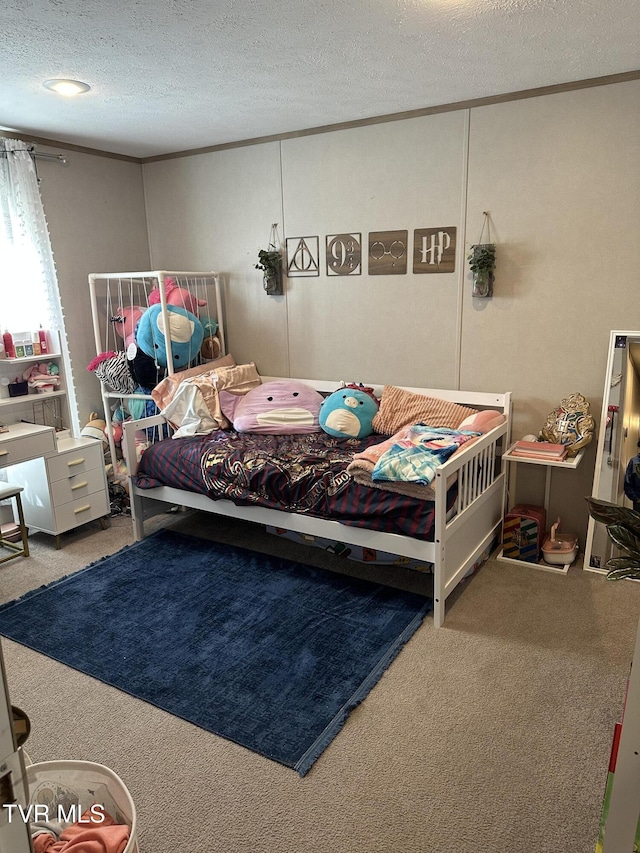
[584,331,640,572]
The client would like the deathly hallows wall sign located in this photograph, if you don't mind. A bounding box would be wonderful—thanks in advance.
[286,236,320,278]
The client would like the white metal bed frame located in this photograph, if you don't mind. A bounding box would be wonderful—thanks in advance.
[88,270,225,470]
[124,381,511,629]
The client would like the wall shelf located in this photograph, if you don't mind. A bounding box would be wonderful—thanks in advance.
[0,332,68,432]
[2,350,62,366]
[0,390,66,411]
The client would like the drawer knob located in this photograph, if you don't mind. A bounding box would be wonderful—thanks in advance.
[74,504,91,514]
[68,458,85,468]
[0,450,7,457]
[70,481,88,491]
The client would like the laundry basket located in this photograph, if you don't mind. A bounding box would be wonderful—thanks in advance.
[26,760,137,853]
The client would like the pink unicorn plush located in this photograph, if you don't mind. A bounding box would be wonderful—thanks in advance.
[148,276,206,317]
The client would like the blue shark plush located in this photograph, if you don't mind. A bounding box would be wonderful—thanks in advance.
[319,385,379,439]
[135,304,204,370]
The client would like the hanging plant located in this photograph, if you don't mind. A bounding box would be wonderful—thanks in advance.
[467,243,496,274]
[468,242,496,298]
[255,223,283,295]
[255,249,282,279]
[468,211,496,298]
[586,496,640,580]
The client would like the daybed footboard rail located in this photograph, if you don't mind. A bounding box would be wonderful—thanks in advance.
[124,410,509,629]
[432,422,509,626]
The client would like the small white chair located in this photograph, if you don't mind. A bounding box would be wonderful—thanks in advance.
[0,483,29,562]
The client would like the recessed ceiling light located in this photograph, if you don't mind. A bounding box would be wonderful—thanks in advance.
[43,79,91,96]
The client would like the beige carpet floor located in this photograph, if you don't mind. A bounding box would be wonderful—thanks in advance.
[2,510,639,853]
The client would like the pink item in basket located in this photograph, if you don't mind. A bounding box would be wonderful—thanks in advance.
[542,518,578,565]
[32,807,129,852]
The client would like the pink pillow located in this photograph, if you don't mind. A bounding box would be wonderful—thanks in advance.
[458,410,506,434]
[229,380,324,434]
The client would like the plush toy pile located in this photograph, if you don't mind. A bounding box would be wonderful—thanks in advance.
[86,276,221,489]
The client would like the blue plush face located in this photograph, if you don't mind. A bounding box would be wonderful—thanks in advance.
[136,304,204,369]
[319,388,379,439]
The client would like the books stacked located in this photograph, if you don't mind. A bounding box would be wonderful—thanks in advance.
[510,440,568,461]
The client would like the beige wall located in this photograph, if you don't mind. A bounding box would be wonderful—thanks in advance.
[38,146,150,426]
[142,78,640,541]
[143,143,289,376]
[464,81,640,532]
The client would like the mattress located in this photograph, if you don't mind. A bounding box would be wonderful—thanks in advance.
[134,430,454,541]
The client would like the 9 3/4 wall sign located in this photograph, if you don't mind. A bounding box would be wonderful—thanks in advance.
[326,233,361,276]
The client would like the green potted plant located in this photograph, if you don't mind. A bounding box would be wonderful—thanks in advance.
[468,243,496,298]
[586,496,640,579]
[255,247,283,296]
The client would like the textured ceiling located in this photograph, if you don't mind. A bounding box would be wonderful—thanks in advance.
[1,0,639,159]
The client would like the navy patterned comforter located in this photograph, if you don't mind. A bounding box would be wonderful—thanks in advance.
[134,430,450,541]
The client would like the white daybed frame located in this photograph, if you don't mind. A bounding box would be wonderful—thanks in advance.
[124,379,511,629]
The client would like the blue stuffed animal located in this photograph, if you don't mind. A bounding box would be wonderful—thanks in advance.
[135,304,204,370]
[319,384,379,439]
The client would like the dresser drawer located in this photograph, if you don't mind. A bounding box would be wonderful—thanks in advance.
[51,467,108,507]
[53,489,110,534]
[47,442,104,483]
[0,429,57,467]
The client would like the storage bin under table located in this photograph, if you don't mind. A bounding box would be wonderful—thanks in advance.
[8,436,110,546]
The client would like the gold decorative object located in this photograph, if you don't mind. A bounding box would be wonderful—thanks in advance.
[540,392,595,456]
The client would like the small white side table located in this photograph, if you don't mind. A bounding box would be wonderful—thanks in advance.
[497,443,584,574]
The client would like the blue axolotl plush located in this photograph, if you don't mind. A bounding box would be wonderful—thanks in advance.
[319,384,380,439]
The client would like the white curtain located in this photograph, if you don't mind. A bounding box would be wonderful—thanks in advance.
[0,137,80,434]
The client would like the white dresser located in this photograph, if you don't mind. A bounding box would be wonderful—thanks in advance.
[0,421,57,467]
[7,433,110,547]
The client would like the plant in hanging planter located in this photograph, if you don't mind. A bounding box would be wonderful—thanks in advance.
[255,248,283,295]
[468,243,496,298]
[255,249,281,278]
[586,496,640,580]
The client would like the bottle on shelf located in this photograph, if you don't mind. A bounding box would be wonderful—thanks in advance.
[32,332,41,357]
[2,331,14,359]
[14,340,25,358]
[38,327,48,355]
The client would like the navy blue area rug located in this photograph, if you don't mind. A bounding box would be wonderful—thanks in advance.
[0,530,431,775]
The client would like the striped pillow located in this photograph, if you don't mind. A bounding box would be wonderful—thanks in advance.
[372,385,478,435]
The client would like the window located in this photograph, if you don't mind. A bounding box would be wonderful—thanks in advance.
[0,227,53,332]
